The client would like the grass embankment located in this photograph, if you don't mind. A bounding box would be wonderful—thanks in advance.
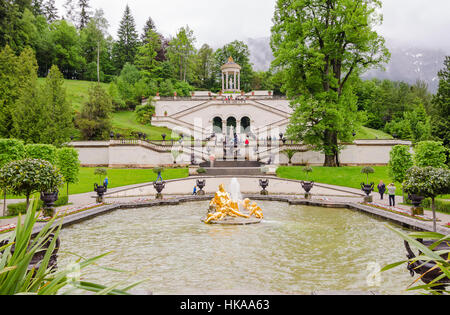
[40,79,176,140]
[38,78,110,112]
[111,111,177,140]
[355,126,393,140]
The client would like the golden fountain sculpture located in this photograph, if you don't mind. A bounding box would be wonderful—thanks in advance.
[204,184,264,224]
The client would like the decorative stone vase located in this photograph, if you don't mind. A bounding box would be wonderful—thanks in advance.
[40,190,59,218]
[259,179,269,195]
[94,184,107,203]
[153,181,166,199]
[196,180,206,196]
[408,194,425,216]
[301,181,314,199]
[361,183,374,203]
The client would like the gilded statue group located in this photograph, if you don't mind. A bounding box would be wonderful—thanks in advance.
[204,184,263,224]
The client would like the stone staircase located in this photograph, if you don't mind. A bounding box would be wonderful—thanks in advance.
[199,160,263,176]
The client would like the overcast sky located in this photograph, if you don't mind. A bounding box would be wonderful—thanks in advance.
[56,0,450,51]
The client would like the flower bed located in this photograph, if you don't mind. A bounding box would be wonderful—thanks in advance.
[0,224,16,234]
[363,202,434,222]
[37,203,105,222]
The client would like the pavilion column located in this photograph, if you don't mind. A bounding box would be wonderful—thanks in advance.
[238,73,240,91]
[222,72,224,91]
[234,71,237,92]
[226,72,229,90]
[237,119,241,133]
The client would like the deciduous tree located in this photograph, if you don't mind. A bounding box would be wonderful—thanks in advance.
[271,0,390,166]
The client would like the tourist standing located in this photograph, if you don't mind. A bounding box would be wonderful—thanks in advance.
[103,176,109,189]
[377,180,386,200]
[387,183,396,207]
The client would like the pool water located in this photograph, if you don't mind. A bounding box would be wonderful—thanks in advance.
[58,200,413,294]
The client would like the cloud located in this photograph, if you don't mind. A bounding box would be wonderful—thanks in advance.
[56,0,450,51]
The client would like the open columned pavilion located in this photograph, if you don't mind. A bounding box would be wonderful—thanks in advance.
[221,56,241,92]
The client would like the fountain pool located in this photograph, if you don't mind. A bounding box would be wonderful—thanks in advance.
[58,200,413,295]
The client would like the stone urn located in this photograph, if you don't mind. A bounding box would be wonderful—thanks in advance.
[153,181,166,199]
[301,181,314,199]
[196,179,206,196]
[361,183,374,203]
[408,194,425,216]
[94,183,107,203]
[40,190,59,217]
[259,179,269,195]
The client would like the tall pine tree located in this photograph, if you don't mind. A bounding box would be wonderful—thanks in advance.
[113,4,139,73]
[78,0,92,29]
[430,56,450,149]
[44,0,59,23]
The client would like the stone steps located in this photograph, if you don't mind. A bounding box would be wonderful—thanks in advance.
[202,167,262,176]
[199,160,262,168]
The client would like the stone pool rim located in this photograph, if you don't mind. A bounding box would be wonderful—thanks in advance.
[31,194,449,236]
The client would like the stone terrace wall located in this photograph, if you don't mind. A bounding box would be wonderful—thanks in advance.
[70,140,412,168]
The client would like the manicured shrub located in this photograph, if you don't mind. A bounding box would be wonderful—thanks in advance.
[25,144,57,165]
[414,141,448,168]
[388,145,413,183]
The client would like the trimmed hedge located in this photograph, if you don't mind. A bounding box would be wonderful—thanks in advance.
[7,195,69,216]
[421,198,450,214]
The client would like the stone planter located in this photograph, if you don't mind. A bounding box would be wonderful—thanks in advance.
[94,184,107,203]
[196,179,206,196]
[301,181,314,199]
[408,194,425,216]
[153,181,166,199]
[40,190,59,217]
[259,179,269,195]
[361,183,374,203]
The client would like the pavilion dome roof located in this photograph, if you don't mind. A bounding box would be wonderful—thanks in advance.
[221,56,241,71]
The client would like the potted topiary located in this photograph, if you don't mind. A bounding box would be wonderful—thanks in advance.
[0,159,63,217]
[259,179,269,195]
[93,168,108,203]
[153,181,165,199]
[301,166,314,199]
[361,166,375,202]
[403,166,450,231]
[196,179,206,195]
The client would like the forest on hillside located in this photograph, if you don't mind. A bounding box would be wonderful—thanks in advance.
[0,0,448,151]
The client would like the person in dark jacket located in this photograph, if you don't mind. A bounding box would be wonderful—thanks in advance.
[377,180,386,200]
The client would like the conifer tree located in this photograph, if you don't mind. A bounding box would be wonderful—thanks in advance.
[63,0,77,25]
[113,5,139,72]
[141,16,156,43]
[43,0,59,23]
[39,65,74,145]
[76,84,112,140]
[430,56,450,149]
[78,0,92,29]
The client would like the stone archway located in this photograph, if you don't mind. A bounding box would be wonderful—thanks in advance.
[226,117,237,135]
[240,116,251,134]
[213,117,223,133]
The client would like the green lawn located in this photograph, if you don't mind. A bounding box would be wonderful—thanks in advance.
[111,111,178,140]
[38,78,110,112]
[5,167,189,199]
[355,126,393,140]
[276,166,403,195]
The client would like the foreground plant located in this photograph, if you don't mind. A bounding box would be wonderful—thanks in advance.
[0,199,145,295]
[382,226,450,295]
